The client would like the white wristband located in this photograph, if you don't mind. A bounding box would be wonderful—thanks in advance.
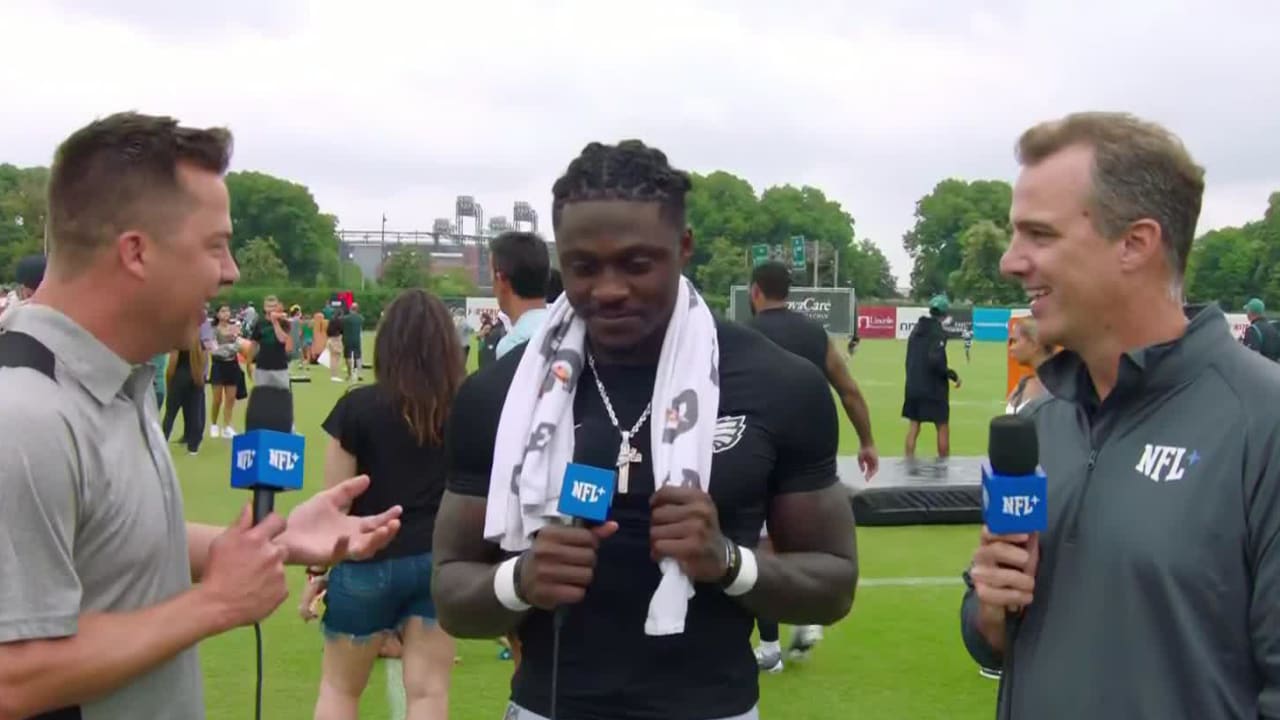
[724,546,759,597]
[493,556,531,611]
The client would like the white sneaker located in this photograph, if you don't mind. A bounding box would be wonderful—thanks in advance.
[788,625,824,660]
[210,424,220,438]
[754,646,783,674]
[331,376,344,383]
[222,426,236,439]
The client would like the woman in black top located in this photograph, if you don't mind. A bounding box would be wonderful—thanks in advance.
[305,289,465,720]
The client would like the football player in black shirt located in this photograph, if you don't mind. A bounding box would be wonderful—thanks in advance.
[432,140,856,720]
[745,260,876,671]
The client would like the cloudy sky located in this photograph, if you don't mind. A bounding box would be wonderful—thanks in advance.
[2,0,1277,283]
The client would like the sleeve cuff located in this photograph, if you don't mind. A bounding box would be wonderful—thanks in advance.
[0,614,79,644]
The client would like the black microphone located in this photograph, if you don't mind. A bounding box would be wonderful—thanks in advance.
[988,414,1039,477]
[235,386,300,524]
[983,414,1046,619]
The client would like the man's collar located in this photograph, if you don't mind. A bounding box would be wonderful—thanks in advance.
[1038,304,1229,406]
[0,303,134,405]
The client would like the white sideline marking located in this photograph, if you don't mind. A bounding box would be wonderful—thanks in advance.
[380,576,963,718]
[858,576,962,587]
[386,658,406,720]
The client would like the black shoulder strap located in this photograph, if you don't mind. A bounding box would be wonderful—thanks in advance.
[0,330,57,381]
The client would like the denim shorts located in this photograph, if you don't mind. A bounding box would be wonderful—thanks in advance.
[321,552,436,642]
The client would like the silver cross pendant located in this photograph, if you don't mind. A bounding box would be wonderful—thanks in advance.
[616,431,643,494]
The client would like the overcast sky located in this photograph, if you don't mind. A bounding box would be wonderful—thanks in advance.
[2,0,1277,284]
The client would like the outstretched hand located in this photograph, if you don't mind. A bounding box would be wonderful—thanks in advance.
[280,475,403,567]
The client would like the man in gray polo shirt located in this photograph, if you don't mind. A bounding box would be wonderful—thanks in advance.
[0,112,404,720]
[959,112,1280,718]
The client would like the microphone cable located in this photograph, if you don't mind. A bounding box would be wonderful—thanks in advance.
[254,621,264,720]
[550,606,567,720]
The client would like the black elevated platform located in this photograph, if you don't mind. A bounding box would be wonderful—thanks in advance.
[838,456,984,526]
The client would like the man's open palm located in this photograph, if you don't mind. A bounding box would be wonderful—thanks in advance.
[280,475,403,567]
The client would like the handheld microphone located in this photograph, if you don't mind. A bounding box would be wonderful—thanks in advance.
[981,414,1047,535]
[232,386,304,524]
[546,463,617,720]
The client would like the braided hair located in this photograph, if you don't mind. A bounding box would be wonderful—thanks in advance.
[551,140,692,229]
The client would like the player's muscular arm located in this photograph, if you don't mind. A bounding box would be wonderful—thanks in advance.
[823,340,873,447]
[737,484,857,624]
[430,491,528,638]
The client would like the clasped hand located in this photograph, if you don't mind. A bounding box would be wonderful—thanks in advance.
[516,486,729,611]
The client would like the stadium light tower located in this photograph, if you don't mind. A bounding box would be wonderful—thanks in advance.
[456,195,484,239]
[488,216,510,235]
[432,218,452,244]
[513,201,538,233]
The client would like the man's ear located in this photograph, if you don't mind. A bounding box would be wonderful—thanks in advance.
[117,230,150,281]
[678,227,694,268]
[1118,218,1165,275]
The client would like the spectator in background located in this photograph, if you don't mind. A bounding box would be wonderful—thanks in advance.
[326,308,345,383]
[300,307,316,369]
[251,295,294,390]
[1005,318,1055,415]
[342,302,364,382]
[2,254,46,318]
[1241,297,1280,361]
[490,231,550,360]
[902,294,961,458]
[240,300,257,336]
[288,304,305,372]
[208,304,245,439]
[477,315,503,369]
[148,353,168,409]
[162,336,210,456]
[303,289,465,720]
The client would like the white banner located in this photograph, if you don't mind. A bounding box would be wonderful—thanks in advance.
[895,307,929,339]
[1226,313,1249,341]
[465,297,500,331]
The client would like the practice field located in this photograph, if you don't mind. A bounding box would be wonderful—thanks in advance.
[177,337,1006,719]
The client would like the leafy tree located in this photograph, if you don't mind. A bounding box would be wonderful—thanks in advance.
[234,237,290,286]
[380,247,430,289]
[903,179,1011,299]
[695,236,750,309]
[683,173,876,299]
[947,221,1022,304]
[1185,191,1280,308]
[431,267,480,298]
[685,171,767,283]
[0,164,49,281]
[225,171,339,286]
[840,239,897,299]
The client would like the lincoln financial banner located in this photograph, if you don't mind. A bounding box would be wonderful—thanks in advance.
[729,286,856,334]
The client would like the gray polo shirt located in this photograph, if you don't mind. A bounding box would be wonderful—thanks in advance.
[960,306,1280,719]
[0,304,201,719]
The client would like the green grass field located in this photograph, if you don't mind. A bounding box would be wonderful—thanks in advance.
[177,337,1008,719]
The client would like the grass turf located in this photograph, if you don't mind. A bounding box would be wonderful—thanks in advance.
[177,337,1005,719]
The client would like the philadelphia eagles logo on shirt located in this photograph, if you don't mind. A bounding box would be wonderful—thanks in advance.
[713,415,746,454]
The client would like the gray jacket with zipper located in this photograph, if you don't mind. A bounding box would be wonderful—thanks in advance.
[960,305,1280,719]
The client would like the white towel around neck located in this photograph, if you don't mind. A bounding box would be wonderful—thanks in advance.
[484,276,720,635]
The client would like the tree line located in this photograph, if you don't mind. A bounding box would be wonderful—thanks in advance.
[3,160,1275,310]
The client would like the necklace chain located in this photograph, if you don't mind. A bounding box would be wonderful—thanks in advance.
[586,352,652,437]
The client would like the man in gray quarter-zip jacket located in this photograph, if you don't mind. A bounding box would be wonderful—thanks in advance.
[958,111,1280,720]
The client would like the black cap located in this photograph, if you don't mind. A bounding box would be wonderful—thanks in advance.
[15,255,45,291]
[988,414,1039,476]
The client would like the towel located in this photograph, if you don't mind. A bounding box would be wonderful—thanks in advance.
[485,276,720,635]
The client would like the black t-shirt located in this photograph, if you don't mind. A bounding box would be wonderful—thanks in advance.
[746,307,829,373]
[447,318,839,720]
[252,318,291,371]
[322,385,447,560]
[326,316,344,338]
